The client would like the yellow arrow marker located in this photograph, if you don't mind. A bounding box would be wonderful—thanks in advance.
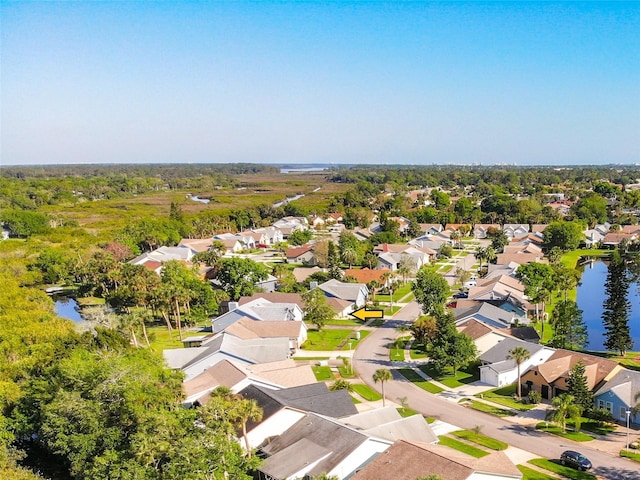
[350,306,384,322]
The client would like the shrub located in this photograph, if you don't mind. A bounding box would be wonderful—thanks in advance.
[528,391,542,405]
[586,408,612,423]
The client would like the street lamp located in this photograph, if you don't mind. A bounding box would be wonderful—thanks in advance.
[627,409,631,451]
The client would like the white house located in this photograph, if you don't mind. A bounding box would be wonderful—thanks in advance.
[479,337,555,388]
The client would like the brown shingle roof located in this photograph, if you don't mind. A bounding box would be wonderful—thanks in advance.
[225,318,303,340]
[533,349,619,388]
[344,268,390,284]
[458,319,493,340]
[183,359,247,398]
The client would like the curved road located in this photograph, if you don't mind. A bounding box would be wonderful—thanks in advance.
[353,301,640,480]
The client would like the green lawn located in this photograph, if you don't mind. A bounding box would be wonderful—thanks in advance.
[535,423,594,442]
[147,325,206,352]
[390,347,405,361]
[516,465,557,480]
[337,366,355,378]
[292,356,329,361]
[382,305,402,316]
[478,385,536,411]
[465,399,514,417]
[311,365,335,381]
[419,362,479,388]
[620,449,640,463]
[351,383,382,401]
[568,418,616,435]
[302,328,369,351]
[528,458,596,480]
[409,343,428,359]
[396,407,419,417]
[437,436,489,458]
[396,368,444,394]
[451,430,508,451]
[324,318,362,326]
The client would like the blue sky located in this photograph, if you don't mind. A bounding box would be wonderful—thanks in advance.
[2,1,639,166]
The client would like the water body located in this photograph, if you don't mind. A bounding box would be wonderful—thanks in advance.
[273,194,305,208]
[186,194,210,204]
[54,296,83,322]
[576,260,640,351]
[280,167,327,174]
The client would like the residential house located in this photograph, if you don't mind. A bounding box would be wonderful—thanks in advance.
[257,412,392,480]
[238,383,359,450]
[272,216,309,238]
[211,298,303,333]
[474,224,500,239]
[130,245,197,268]
[374,244,434,271]
[182,359,249,405]
[343,268,391,287]
[502,224,530,239]
[256,273,278,293]
[224,317,308,351]
[458,319,508,355]
[454,302,529,330]
[292,266,323,283]
[508,326,541,344]
[239,292,306,308]
[317,279,369,317]
[250,226,284,246]
[350,440,522,480]
[419,223,444,236]
[163,333,292,381]
[584,223,611,248]
[521,349,622,400]
[341,406,438,444]
[593,369,640,426]
[245,359,317,389]
[531,224,548,235]
[602,232,636,248]
[178,238,214,253]
[286,244,315,264]
[496,243,544,265]
[478,337,555,388]
[214,232,256,251]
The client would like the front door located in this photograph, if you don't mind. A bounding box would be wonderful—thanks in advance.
[541,384,549,400]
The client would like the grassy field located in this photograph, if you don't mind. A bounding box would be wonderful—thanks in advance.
[620,449,640,463]
[311,365,335,381]
[351,384,382,401]
[147,324,207,352]
[396,407,420,417]
[396,368,444,394]
[302,329,369,351]
[465,399,514,417]
[535,423,594,442]
[437,436,489,458]
[409,343,428,359]
[478,385,536,411]
[516,465,557,480]
[419,362,479,388]
[451,430,508,451]
[528,458,596,480]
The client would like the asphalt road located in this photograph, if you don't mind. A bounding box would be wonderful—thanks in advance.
[353,301,640,480]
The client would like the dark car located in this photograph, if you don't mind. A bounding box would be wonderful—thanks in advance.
[560,450,592,471]
[452,292,468,299]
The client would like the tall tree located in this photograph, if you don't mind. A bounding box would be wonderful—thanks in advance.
[412,268,449,316]
[508,346,531,399]
[542,221,585,252]
[373,369,393,407]
[236,399,263,458]
[566,361,593,414]
[302,288,334,331]
[602,251,633,355]
[550,300,587,350]
[216,257,269,300]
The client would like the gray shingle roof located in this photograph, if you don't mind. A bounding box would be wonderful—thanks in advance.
[479,337,543,365]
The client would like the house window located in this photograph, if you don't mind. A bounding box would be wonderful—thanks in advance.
[606,402,613,413]
[598,400,605,409]
[621,407,627,420]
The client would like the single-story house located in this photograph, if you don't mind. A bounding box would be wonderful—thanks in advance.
[593,369,640,426]
[286,245,315,264]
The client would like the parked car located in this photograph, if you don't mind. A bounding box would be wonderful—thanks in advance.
[560,451,592,471]
[446,301,457,308]
[453,292,468,299]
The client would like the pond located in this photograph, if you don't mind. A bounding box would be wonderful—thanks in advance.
[576,260,640,351]
[53,296,83,322]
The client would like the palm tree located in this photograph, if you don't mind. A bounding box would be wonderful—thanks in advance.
[508,346,531,398]
[236,399,263,457]
[546,393,582,433]
[329,379,354,392]
[450,230,462,249]
[475,246,487,272]
[373,368,393,407]
[484,245,497,265]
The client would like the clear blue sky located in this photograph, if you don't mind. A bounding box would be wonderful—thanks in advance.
[2,1,639,166]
